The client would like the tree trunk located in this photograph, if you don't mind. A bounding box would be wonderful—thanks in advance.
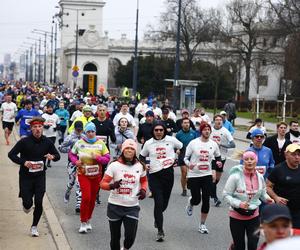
[244,59,251,101]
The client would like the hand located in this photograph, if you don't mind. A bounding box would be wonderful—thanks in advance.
[216,161,223,168]
[212,170,216,183]
[24,161,33,169]
[44,154,54,161]
[75,160,83,168]
[141,138,145,144]
[167,128,171,132]
[274,196,288,205]
[239,201,249,209]
[266,198,274,204]
[109,179,122,190]
[176,149,181,155]
[145,164,150,170]
[137,189,146,200]
[189,163,195,170]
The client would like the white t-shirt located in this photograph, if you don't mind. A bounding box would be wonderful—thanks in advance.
[0,102,18,122]
[191,116,203,130]
[168,111,177,121]
[106,161,146,207]
[290,133,300,145]
[135,103,148,116]
[70,110,83,121]
[152,107,162,118]
[249,125,267,135]
[184,138,220,178]
[113,112,136,127]
[140,135,183,174]
[211,126,234,159]
[42,113,60,138]
[277,138,285,149]
[200,114,211,124]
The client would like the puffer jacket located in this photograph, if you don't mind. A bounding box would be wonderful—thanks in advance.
[223,165,270,210]
[111,127,135,158]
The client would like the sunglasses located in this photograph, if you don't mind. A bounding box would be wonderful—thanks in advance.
[154,129,164,132]
[254,135,264,139]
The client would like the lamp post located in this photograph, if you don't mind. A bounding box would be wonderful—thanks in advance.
[23,42,35,81]
[132,0,139,96]
[27,37,42,82]
[173,0,182,111]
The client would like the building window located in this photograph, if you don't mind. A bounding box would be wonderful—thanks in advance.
[263,38,267,47]
[262,59,267,66]
[259,75,268,86]
[83,63,97,71]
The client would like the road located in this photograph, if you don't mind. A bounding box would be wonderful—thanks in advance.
[46,139,249,250]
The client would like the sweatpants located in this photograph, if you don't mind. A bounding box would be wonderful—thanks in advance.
[58,125,67,145]
[229,216,260,250]
[149,167,174,231]
[78,174,101,222]
[107,203,140,250]
[187,175,212,214]
[66,162,81,209]
[20,173,45,226]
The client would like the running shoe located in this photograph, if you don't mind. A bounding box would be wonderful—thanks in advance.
[23,206,32,214]
[181,190,187,197]
[198,224,209,234]
[185,197,193,216]
[96,194,101,204]
[31,226,39,237]
[75,208,80,214]
[79,222,87,234]
[86,221,92,231]
[148,191,153,198]
[156,230,165,242]
[214,198,221,207]
[64,190,71,203]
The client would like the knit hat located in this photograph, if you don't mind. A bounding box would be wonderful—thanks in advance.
[251,128,264,138]
[82,105,92,112]
[242,150,258,163]
[121,139,137,153]
[199,122,211,132]
[84,122,96,133]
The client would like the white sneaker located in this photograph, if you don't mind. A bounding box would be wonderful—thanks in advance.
[31,226,39,237]
[23,206,32,214]
[86,221,92,231]
[198,223,209,234]
[79,222,87,234]
[185,197,193,216]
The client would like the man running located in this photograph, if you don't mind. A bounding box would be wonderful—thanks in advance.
[8,117,60,237]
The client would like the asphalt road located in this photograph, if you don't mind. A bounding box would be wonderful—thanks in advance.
[46,139,249,250]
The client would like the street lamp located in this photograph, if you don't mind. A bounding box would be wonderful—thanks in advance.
[132,0,139,96]
[63,7,96,89]
[27,37,42,82]
[23,42,35,81]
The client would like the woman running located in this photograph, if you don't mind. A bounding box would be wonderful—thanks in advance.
[101,139,147,250]
[69,122,110,233]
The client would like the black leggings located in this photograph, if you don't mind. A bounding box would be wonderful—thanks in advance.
[109,217,138,250]
[20,174,45,226]
[149,167,174,231]
[187,175,212,213]
[229,216,260,250]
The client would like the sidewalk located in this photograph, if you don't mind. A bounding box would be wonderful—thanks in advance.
[0,128,70,250]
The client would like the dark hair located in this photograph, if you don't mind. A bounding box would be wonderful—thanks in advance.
[118,117,129,126]
[276,121,287,128]
[182,117,190,122]
[290,120,299,126]
[151,121,167,139]
[213,114,223,121]
[121,102,128,107]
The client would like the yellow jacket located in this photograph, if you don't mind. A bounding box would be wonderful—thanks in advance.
[68,115,95,134]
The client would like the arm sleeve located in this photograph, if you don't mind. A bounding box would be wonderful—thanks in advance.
[8,140,26,165]
[222,175,241,208]
[246,132,252,139]
[172,137,183,150]
[139,141,149,157]
[136,124,143,143]
[109,121,116,143]
[184,143,192,166]
[140,175,148,191]
[49,143,61,162]
[95,153,110,165]
[100,174,113,190]
[59,135,72,153]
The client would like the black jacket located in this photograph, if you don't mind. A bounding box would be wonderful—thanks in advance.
[137,122,153,144]
[263,135,291,166]
[8,135,60,176]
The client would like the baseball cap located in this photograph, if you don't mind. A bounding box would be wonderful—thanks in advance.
[251,128,264,138]
[220,111,227,116]
[261,204,291,224]
[74,121,83,130]
[121,139,137,153]
[145,110,154,117]
[82,105,92,112]
[285,143,300,153]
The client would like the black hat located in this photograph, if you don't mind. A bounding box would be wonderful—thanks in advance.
[145,110,154,117]
[74,121,83,130]
[261,204,292,223]
[162,108,169,114]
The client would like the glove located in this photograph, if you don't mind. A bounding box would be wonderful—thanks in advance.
[53,127,57,132]
[43,125,50,129]
[137,189,146,200]
[109,179,122,190]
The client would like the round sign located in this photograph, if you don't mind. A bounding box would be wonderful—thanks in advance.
[72,65,79,71]
[72,71,79,77]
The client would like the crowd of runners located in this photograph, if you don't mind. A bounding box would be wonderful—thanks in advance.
[1,80,300,250]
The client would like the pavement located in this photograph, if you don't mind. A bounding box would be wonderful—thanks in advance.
[0,128,71,250]
[0,113,276,250]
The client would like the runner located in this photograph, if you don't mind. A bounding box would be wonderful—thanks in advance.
[55,101,70,145]
[210,114,236,206]
[100,139,148,250]
[223,151,273,250]
[113,103,137,136]
[0,94,18,145]
[68,105,95,134]
[69,122,110,233]
[285,120,300,145]
[184,122,221,234]
[176,117,197,196]
[139,121,183,242]
[8,117,60,237]
[59,121,84,214]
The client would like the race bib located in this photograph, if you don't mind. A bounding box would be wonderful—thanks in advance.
[85,165,99,176]
[256,166,266,175]
[29,161,44,173]
[25,119,31,125]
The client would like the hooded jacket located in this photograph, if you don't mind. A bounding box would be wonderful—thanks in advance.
[111,127,135,158]
[223,165,270,210]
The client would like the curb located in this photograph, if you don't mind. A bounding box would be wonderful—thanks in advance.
[12,127,71,250]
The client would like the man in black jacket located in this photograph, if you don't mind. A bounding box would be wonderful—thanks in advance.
[137,110,155,145]
[8,117,60,237]
[161,108,177,136]
[285,120,300,145]
[263,121,291,166]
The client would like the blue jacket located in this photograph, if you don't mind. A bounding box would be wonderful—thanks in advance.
[55,108,70,127]
[176,129,197,149]
[223,119,235,135]
[15,108,41,136]
[240,145,275,179]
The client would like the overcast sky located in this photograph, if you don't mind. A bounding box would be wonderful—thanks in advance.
[0,0,225,62]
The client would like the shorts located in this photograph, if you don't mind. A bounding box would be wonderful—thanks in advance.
[177,149,186,167]
[2,121,14,131]
[212,159,226,173]
[107,203,140,221]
